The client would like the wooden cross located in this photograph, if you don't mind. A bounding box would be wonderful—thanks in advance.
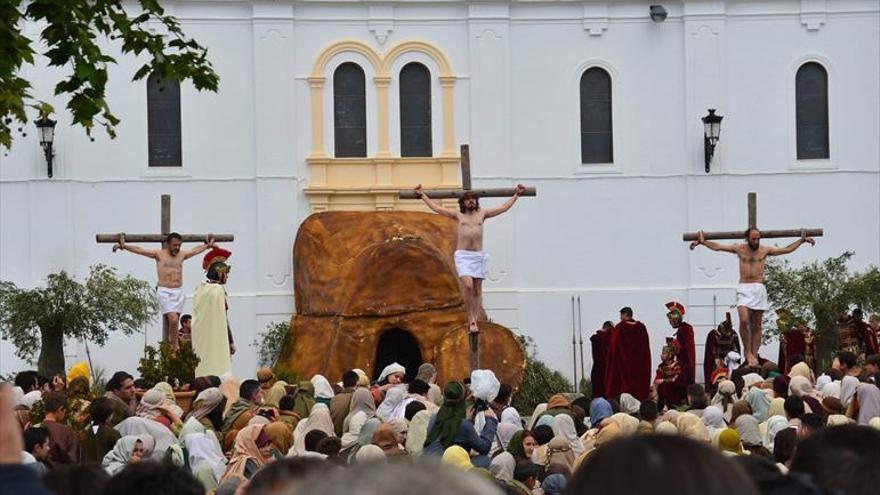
[399,144,537,371]
[682,192,823,241]
[95,194,234,343]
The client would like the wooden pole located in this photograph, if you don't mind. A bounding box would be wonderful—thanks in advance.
[460,145,472,190]
[96,234,234,243]
[469,332,480,371]
[748,192,757,228]
[682,228,823,241]
[571,296,578,393]
[160,194,171,343]
[399,187,537,199]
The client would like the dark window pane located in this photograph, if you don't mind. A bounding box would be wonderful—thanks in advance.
[399,62,432,157]
[580,68,613,164]
[147,73,182,167]
[334,63,367,158]
[796,62,829,159]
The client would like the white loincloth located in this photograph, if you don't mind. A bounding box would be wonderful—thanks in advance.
[455,250,489,279]
[736,283,769,311]
[157,286,185,315]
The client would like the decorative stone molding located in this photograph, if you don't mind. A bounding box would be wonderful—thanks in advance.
[583,3,609,37]
[800,0,827,31]
[369,4,395,45]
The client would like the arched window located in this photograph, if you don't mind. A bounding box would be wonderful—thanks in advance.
[579,67,613,164]
[333,62,367,157]
[796,62,829,159]
[147,73,182,167]
[399,62,432,157]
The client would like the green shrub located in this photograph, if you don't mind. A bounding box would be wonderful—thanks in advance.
[511,336,574,416]
[137,341,200,389]
[251,321,291,368]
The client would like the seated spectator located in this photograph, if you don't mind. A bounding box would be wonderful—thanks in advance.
[791,424,880,495]
[22,427,50,474]
[102,436,155,475]
[102,462,203,495]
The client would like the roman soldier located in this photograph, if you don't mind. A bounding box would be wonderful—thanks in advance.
[704,313,741,391]
[777,309,816,373]
[838,311,865,358]
[665,301,696,389]
[192,247,235,377]
[654,338,684,410]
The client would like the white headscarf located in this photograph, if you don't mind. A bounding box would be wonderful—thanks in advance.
[528,403,548,430]
[183,432,227,482]
[21,391,42,408]
[310,375,335,400]
[103,435,155,475]
[405,410,431,457]
[702,406,726,440]
[376,386,407,422]
[378,363,406,383]
[789,376,816,399]
[551,414,584,457]
[115,416,176,460]
[856,383,880,426]
[763,416,790,450]
[496,408,524,451]
[619,393,641,415]
[821,381,841,400]
[815,374,832,393]
[290,403,336,456]
[734,414,763,446]
[840,376,860,407]
[741,373,764,393]
[489,451,516,482]
[11,387,24,407]
[355,444,387,463]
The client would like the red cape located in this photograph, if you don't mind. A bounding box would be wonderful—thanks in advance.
[778,330,806,374]
[704,330,718,389]
[590,330,610,398]
[856,320,879,356]
[674,322,697,387]
[604,320,652,401]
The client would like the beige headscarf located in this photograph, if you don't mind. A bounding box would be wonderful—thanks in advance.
[186,387,223,422]
[609,413,639,436]
[655,421,678,435]
[137,389,165,420]
[675,412,710,442]
[768,397,786,418]
[221,424,267,483]
[788,362,815,384]
[263,381,289,408]
[290,403,335,456]
[405,410,431,457]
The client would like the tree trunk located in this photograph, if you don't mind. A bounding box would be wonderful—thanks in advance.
[37,325,65,377]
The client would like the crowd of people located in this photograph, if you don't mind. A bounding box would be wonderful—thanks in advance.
[1,354,879,495]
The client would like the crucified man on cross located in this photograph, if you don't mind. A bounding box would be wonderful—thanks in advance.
[690,227,815,366]
[414,183,526,334]
[114,232,215,350]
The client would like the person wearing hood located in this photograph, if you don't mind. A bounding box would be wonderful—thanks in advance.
[102,435,155,475]
[423,381,498,468]
[310,375,335,407]
[329,371,359,436]
[221,380,262,443]
[371,362,406,405]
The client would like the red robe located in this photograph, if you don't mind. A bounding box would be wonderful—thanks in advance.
[778,330,806,375]
[674,322,696,387]
[590,330,610,398]
[656,359,685,409]
[605,320,652,401]
[855,320,879,356]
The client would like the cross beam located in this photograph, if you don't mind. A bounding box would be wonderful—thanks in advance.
[682,192,823,241]
[397,144,538,199]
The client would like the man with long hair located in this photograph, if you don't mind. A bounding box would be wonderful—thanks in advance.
[414,184,525,333]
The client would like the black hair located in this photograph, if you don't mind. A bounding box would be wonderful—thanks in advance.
[825,368,843,381]
[773,427,798,465]
[133,378,150,390]
[732,455,825,495]
[342,371,359,389]
[639,400,658,423]
[408,379,430,396]
[44,392,66,413]
[607,397,621,414]
[791,424,880,495]
[207,375,221,387]
[837,351,857,369]
[790,354,805,366]
[14,370,39,392]
[533,424,554,445]
[495,383,513,405]
[240,379,261,403]
[405,400,427,421]
[304,430,328,452]
[866,354,880,367]
[43,464,111,495]
[166,232,182,243]
[106,371,133,392]
[602,321,614,330]
[278,395,295,411]
[89,397,115,424]
[457,191,480,213]
[102,462,202,495]
[783,396,805,420]
[23,426,49,452]
[514,460,540,483]
[315,437,342,457]
[801,413,825,432]
[180,314,192,324]
[687,384,706,400]
[619,307,633,318]
[744,227,760,239]
[853,308,864,319]
[245,457,330,495]
[568,435,760,495]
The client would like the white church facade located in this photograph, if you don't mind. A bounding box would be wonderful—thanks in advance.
[2,0,878,383]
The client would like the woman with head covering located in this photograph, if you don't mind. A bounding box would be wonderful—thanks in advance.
[310,375,335,406]
[102,435,155,475]
[341,388,378,449]
[789,375,823,415]
[185,387,225,438]
[506,430,536,461]
[137,388,182,433]
[788,362,814,383]
[702,405,726,442]
[489,450,516,482]
[745,387,771,422]
[718,428,744,456]
[527,403,548,431]
[221,424,270,483]
[840,375,860,407]
[654,421,678,435]
[730,401,752,425]
[609,412,640,437]
[405,410,432,457]
[354,444,386,463]
[154,382,184,417]
[551,414,584,456]
[263,380,289,408]
[264,421,293,459]
[767,397,785,419]
[441,445,473,470]
[183,432,227,491]
[821,381,841,400]
[741,373,764,392]
[826,414,854,426]
[543,436,576,472]
[734,414,771,458]
[821,397,845,419]
[292,381,316,420]
[416,363,444,406]
[815,374,831,393]
[115,416,176,460]
[711,380,737,420]
[854,382,880,426]
[674,412,710,443]
[290,403,336,456]
[542,473,567,495]
[372,424,406,458]
[423,382,498,468]
[376,386,406,421]
[495,407,524,452]
[587,398,613,430]
[618,393,641,416]
[763,415,790,450]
